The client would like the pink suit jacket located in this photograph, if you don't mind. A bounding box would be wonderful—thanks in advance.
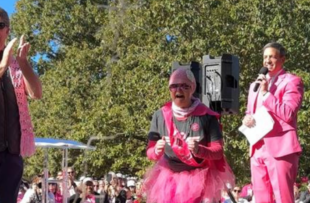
[246,69,304,157]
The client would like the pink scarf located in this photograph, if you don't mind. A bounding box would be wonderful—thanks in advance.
[162,101,219,167]
[171,97,200,119]
[9,58,35,157]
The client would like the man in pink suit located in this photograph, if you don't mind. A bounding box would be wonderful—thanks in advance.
[242,42,304,203]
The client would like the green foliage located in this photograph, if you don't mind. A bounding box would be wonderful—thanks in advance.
[10,0,310,184]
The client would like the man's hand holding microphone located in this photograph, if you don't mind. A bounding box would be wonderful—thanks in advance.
[243,67,269,128]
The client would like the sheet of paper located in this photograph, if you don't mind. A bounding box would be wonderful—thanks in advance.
[239,106,274,145]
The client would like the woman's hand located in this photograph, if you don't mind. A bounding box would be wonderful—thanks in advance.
[187,136,200,154]
[155,137,166,155]
[0,38,17,72]
[16,35,31,64]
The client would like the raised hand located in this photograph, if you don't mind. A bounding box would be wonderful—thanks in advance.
[16,35,31,63]
[0,37,17,70]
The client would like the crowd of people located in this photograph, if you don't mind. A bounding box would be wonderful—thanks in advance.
[222,179,310,203]
[18,168,144,203]
[15,170,310,203]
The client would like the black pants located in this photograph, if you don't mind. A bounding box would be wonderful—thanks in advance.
[0,150,23,203]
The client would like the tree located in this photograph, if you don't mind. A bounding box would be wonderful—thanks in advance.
[11,0,310,184]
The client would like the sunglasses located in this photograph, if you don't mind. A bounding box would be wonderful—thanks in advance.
[0,22,7,29]
[233,189,241,193]
[68,171,74,174]
[169,83,191,92]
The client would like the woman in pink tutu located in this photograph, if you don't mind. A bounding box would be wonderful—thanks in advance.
[143,68,235,203]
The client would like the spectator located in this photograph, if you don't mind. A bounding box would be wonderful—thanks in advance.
[68,177,108,203]
[48,178,63,203]
[56,171,63,180]
[224,186,249,203]
[98,179,107,194]
[21,175,55,203]
[98,179,109,202]
[67,167,78,196]
[115,187,133,203]
[93,180,99,193]
[127,180,136,200]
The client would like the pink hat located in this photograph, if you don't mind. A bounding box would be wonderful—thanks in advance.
[169,68,196,94]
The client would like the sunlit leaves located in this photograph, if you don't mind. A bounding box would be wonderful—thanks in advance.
[11,0,310,183]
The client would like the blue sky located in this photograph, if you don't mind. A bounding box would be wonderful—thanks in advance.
[2,0,17,16]
[2,1,49,61]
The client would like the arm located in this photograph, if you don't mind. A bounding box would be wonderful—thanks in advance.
[263,77,303,123]
[16,35,42,99]
[146,111,165,161]
[146,140,163,161]
[189,116,224,160]
[193,140,223,160]
[19,59,42,99]
[242,84,256,128]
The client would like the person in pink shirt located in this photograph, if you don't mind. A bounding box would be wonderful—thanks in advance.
[48,179,63,203]
[243,42,304,203]
[240,183,253,201]
[143,68,235,203]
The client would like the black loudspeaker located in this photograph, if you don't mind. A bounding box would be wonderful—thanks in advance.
[171,61,201,99]
[202,54,239,114]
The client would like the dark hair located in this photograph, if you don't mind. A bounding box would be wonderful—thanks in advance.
[115,189,127,203]
[0,7,9,28]
[263,42,286,57]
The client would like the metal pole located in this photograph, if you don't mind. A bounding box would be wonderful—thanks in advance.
[62,147,69,203]
[43,148,49,203]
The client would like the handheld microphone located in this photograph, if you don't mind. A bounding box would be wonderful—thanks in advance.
[253,67,269,92]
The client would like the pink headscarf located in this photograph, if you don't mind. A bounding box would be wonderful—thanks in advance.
[169,68,200,118]
[169,68,196,95]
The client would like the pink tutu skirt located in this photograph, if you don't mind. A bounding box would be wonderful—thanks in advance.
[143,158,234,203]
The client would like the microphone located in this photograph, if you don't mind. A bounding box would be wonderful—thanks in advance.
[253,67,269,92]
